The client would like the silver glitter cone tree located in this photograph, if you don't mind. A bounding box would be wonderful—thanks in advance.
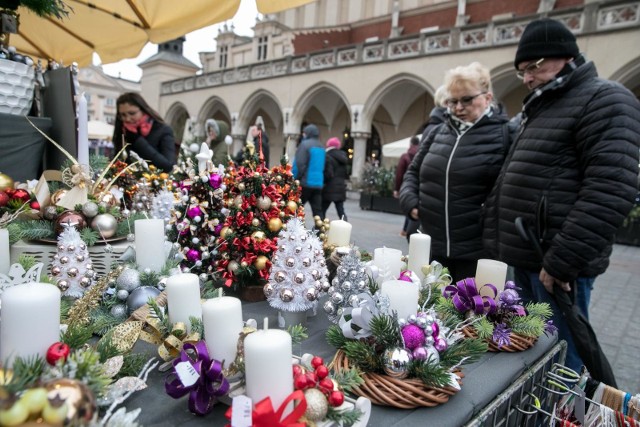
[50,225,96,298]
[265,218,330,312]
[323,248,370,323]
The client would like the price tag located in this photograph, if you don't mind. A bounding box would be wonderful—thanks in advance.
[174,361,199,387]
[231,395,252,427]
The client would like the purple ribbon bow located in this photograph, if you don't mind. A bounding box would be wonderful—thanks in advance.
[443,278,498,315]
[165,341,230,416]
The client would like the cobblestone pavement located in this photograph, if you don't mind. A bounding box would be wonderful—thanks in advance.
[308,194,640,394]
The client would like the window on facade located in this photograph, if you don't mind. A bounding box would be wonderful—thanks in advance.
[105,115,115,125]
[105,98,114,106]
[219,45,228,69]
[257,36,268,61]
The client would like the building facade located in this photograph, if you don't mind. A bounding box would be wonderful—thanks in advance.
[145,0,640,179]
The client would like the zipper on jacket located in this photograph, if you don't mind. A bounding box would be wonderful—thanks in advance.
[444,133,463,257]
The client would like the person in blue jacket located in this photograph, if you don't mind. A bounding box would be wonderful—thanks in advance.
[293,124,326,219]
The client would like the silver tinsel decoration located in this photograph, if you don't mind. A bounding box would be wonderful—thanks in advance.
[116,268,141,292]
[110,304,128,319]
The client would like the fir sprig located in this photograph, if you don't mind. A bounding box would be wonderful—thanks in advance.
[286,324,308,345]
[326,406,363,427]
[510,315,545,337]
[474,317,495,341]
[409,359,452,388]
[331,367,364,392]
[118,353,149,379]
[439,338,487,369]
[10,219,55,241]
[369,314,400,349]
[96,330,122,362]
[80,227,99,246]
[326,325,347,349]
[89,308,122,336]
[148,297,170,336]
[525,302,553,319]
[61,324,94,349]
[342,341,380,372]
[3,356,46,395]
[189,316,204,337]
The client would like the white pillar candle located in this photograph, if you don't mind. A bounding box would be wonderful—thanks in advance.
[77,92,90,166]
[0,283,60,367]
[380,279,419,321]
[0,228,9,275]
[134,219,165,272]
[326,219,352,247]
[165,273,202,331]
[408,233,431,279]
[244,322,293,413]
[475,259,508,297]
[202,296,243,369]
[373,247,404,282]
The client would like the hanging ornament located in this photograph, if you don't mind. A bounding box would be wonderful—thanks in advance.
[90,214,118,238]
[54,211,87,235]
[256,196,272,210]
[286,200,298,213]
[81,201,99,218]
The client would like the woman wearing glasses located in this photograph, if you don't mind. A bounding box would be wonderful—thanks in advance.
[113,92,176,172]
[399,62,513,281]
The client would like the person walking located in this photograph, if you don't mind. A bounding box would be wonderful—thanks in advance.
[204,118,231,167]
[483,18,640,373]
[293,124,326,219]
[394,136,420,237]
[113,92,176,172]
[322,137,349,221]
[400,62,512,282]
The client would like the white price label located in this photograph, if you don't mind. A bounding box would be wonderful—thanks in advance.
[231,395,253,427]
[174,361,199,387]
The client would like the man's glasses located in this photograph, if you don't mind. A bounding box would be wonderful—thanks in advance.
[516,58,545,79]
[445,92,486,109]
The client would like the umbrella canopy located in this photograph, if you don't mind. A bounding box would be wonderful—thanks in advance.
[10,0,315,67]
[382,135,419,158]
[88,120,113,140]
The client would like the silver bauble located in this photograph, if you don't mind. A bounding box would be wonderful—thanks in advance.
[331,277,340,286]
[85,263,93,271]
[313,280,323,291]
[263,283,274,297]
[331,292,344,304]
[349,270,358,280]
[398,318,407,328]
[424,335,435,346]
[256,196,272,210]
[80,277,92,288]
[75,254,85,262]
[43,205,58,220]
[285,257,296,268]
[347,294,360,306]
[302,257,311,267]
[311,269,321,280]
[323,300,336,315]
[79,243,86,250]
[85,269,95,278]
[59,256,69,264]
[110,304,128,319]
[91,213,118,238]
[227,260,240,273]
[408,314,417,324]
[116,289,129,300]
[67,245,75,252]
[305,288,318,301]
[127,286,161,314]
[274,271,287,283]
[383,347,413,379]
[67,267,79,277]
[294,273,305,284]
[416,317,428,329]
[321,281,330,292]
[157,277,168,290]
[198,273,208,282]
[58,245,65,252]
[304,388,328,421]
[116,268,141,292]
[57,280,69,292]
[341,281,352,291]
[51,266,62,276]
[127,233,135,242]
[82,201,99,218]
[294,246,302,254]
[279,288,294,302]
[357,280,367,291]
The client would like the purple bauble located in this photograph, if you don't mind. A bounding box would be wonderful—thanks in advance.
[412,346,428,361]
[398,270,412,282]
[209,173,222,189]
[431,322,439,338]
[500,289,520,306]
[401,324,426,351]
[434,337,448,352]
[187,206,202,219]
[186,249,201,262]
[213,223,223,236]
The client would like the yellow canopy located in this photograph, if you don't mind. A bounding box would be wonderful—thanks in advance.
[11,0,315,67]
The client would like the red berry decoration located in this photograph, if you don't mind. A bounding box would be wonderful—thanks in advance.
[328,390,344,407]
[311,356,324,368]
[46,342,70,365]
[30,200,40,210]
[12,189,30,202]
[319,378,334,394]
[292,365,303,377]
[294,374,308,390]
[305,372,318,386]
[0,192,8,207]
[315,365,329,379]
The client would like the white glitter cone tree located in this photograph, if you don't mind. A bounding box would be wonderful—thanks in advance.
[265,218,330,312]
[50,225,96,298]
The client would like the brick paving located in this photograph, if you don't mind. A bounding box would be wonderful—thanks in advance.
[309,193,640,395]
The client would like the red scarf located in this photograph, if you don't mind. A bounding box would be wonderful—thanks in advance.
[123,114,153,137]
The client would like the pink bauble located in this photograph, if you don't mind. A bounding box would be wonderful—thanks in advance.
[434,337,448,352]
[186,249,201,262]
[187,206,202,219]
[412,346,428,361]
[431,322,439,338]
[401,324,426,351]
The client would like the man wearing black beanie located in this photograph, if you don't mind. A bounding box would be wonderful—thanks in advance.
[483,18,640,374]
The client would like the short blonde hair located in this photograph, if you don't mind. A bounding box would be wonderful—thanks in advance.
[444,62,492,94]
[433,85,448,108]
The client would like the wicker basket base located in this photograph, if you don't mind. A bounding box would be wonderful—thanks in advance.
[332,350,462,409]
[462,326,537,352]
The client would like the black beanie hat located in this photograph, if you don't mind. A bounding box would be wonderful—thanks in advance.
[514,18,579,69]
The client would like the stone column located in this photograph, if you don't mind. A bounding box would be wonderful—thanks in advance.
[350,132,370,182]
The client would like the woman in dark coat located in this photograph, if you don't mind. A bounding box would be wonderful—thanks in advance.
[113,92,176,172]
[322,137,349,221]
[400,62,511,281]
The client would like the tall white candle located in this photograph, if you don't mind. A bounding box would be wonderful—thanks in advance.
[407,233,431,279]
[134,219,165,272]
[202,296,243,369]
[77,92,89,166]
[244,324,293,413]
[326,219,352,247]
[380,279,419,320]
[0,283,60,367]
[0,228,9,275]
[475,259,508,297]
[166,273,202,331]
[373,247,404,282]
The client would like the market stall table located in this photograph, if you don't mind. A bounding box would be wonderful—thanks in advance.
[126,300,562,426]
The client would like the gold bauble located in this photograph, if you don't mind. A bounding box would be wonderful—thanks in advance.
[319,233,326,240]
[251,231,266,242]
[304,388,329,422]
[315,220,323,228]
[51,189,68,205]
[44,379,96,425]
[220,227,233,238]
[238,183,246,191]
[268,217,283,232]
[254,255,268,270]
[99,192,118,207]
[251,218,260,227]
[240,261,248,268]
[313,215,321,221]
[279,211,285,218]
[286,201,298,213]
[0,172,14,191]
[234,195,243,208]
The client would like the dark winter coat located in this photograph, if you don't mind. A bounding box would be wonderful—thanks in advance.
[399,107,511,260]
[116,120,176,172]
[483,59,640,281]
[209,120,230,167]
[394,144,418,192]
[293,124,325,189]
[323,148,349,202]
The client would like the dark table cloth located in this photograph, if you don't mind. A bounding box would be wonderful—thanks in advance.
[0,113,51,182]
[127,300,557,426]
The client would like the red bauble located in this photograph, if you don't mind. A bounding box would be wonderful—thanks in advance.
[12,189,30,202]
[305,372,318,386]
[293,374,308,390]
[315,365,329,380]
[292,365,303,377]
[311,356,324,368]
[30,200,41,210]
[0,192,8,207]
[46,342,70,365]
[318,378,334,394]
[328,390,345,407]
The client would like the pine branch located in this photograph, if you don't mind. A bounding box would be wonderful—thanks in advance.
[409,358,452,388]
[326,406,363,427]
[17,255,37,269]
[474,317,495,341]
[342,341,380,372]
[19,0,71,19]
[90,154,110,174]
[139,270,160,287]
[331,367,364,392]
[96,330,122,362]
[5,356,45,395]
[326,325,347,350]
[418,284,440,308]
[286,324,308,345]
[89,308,122,336]
[118,353,150,379]
[60,297,74,322]
[510,315,545,337]
[435,298,464,322]
[189,316,204,337]
[525,302,553,319]
[61,324,94,349]
[12,219,55,241]
[439,338,487,370]
[369,314,400,349]
[148,298,170,336]
[80,227,99,246]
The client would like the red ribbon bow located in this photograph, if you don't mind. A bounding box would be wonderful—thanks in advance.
[225,390,307,427]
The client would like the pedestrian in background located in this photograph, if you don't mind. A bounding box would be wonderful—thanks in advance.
[293,124,326,219]
[204,118,231,167]
[322,137,349,221]
[394,135,420,237]
[483,18,640,373]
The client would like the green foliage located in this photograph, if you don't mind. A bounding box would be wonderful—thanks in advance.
[15,0,71,20]
[326,325,347,349]
[10,219,55,241]
[286,324,308,345]
[54,347,112,397]
[139,270,160,287]
[61,324,93,349]
[409,359,452,388]
[474,317,495,341]
[90,154,110,174]
[359,163,396,196]
[17,255,37,269]
[369,314,400,350]
[60,297,73,321]
[3,356,45,394]
[435,298,462,322]
[510,315,545,338]
[80,227,99,246]
[90,309,122,336]
[148,297,170,336]
[418,284,441,308]
[96,330,122,362]
[331,367,364,392]
[439,338,487,370]
[189,316,204,337]
[326,406,363,427]
[525,302,552,319]
[342,340,380,372]
[118,353,149,379]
